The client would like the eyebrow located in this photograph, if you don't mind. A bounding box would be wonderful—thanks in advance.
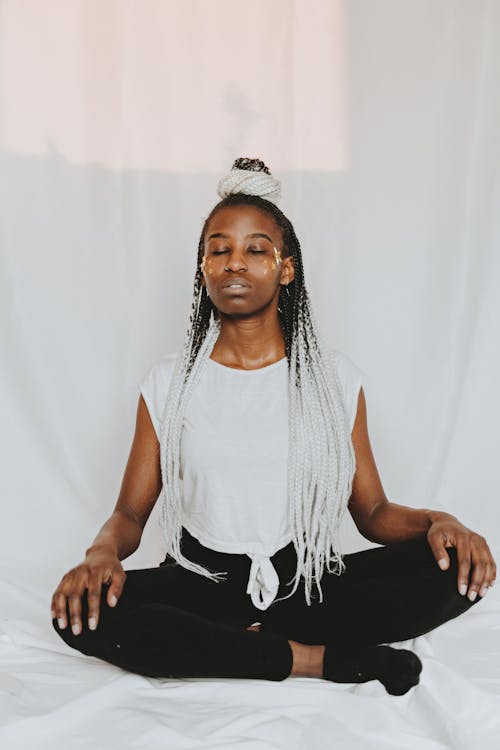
[206,232,273,243]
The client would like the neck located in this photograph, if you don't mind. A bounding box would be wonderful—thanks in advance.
[211,310,285,369]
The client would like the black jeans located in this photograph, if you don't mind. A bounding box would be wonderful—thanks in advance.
[52,527,480,681]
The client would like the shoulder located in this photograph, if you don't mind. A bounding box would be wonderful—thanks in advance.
[140,352,178,388]
[323,346,364,432]
[138,352,179,439]
[322,345,364,384]
[329,348,363,383]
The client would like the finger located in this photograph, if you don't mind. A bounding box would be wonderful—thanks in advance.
[468,536,493,600]
[456,537,472,596]
[479,562,495,597]
[86,578,103,631]
[68,575,87,636]
[427,534,450,571]
[53,590,70,629]
[483,545,496,588]
[466,552,487,602]
[107,569,127,608]
[480,552,496,594]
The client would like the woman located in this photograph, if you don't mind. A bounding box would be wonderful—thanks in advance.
[51,157,496,695]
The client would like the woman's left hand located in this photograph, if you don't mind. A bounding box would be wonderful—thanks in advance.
[427,513,497,601]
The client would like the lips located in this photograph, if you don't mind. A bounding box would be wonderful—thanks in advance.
[222,284,250,294]
[223,278,249,288]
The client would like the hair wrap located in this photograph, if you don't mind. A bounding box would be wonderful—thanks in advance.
[216,159,282,205]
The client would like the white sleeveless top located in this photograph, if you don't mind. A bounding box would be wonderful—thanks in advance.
[139,349,363,610]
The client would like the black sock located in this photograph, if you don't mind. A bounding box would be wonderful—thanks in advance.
[322,644,422,695]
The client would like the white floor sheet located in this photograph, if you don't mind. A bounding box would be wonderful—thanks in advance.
[2,1,500,748]
[1,560,499,750]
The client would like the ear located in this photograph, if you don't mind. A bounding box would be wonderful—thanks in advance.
[280,255,295,286]
[200,256,207,287]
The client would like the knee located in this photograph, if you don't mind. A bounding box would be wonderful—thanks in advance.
[52,610,95,652]
[52,614,90,654]
[438,548,485,614]
[51,585,110,653]
[442,586,483,624]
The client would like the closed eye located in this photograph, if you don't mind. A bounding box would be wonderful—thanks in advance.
[211,248,265,255]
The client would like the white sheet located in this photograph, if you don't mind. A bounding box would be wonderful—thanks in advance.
[1,562,500,750]
[2,0,500,747]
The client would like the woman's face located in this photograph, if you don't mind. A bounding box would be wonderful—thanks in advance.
[200,205,294,316]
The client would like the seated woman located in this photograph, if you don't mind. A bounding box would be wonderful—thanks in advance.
[51,157,496,696]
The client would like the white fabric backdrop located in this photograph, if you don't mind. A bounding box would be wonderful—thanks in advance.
[1,2,499,748]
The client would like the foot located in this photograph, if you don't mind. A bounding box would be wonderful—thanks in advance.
[322,643,422,695]
[288,640,326,677]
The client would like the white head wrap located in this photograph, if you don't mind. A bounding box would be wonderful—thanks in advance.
[216,159,282,206]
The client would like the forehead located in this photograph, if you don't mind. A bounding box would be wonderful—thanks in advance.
[205,205,280,240]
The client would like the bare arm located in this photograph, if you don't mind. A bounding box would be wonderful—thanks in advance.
[348,387,436,544]
[88,394,163,560]
[347,387,496,599]
[51,394,162,634]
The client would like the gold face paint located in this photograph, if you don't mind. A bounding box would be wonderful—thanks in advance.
[265,246,283,273]
[200,255,216,276]
[262,246,284,276]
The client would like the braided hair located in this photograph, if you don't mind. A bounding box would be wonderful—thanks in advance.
[158,158,356,606]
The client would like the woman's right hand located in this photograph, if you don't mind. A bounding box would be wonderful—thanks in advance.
[51,546,127,636]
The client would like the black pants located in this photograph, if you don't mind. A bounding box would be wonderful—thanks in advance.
[52,527,480,681]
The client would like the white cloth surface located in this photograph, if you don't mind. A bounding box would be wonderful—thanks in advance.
[139,349,363,610]
[2,0,500,747]
[1,575,500,750]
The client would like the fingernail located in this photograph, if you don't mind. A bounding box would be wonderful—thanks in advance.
[88,617,97,630]
[109,594,117,606]
[459,584,467,596]
[72,622,81,635]
[57,618,66,629]
[479,588,488,597]
[468,590,477,602]
[438,558,448,570]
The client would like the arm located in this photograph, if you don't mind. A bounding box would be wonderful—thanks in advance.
[347,387,496,599]
[51,394,163,633]
[347,387,437,544]
[88,394,163,560]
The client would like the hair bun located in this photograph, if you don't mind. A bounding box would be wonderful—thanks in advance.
[216,156,282,205]
[232,157,271,175]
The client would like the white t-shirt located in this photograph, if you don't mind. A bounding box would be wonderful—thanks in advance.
[139,349,363,610]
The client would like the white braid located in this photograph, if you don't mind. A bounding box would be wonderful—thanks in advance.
[156,159,356,605]
[157,319,229,581]
[270,300,355,607]
[217,169,282,206]
[157,302,356,606]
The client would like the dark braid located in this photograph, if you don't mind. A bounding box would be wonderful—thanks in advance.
[187,192,319,388]
[231,157,271,174]
[158,162,356,607]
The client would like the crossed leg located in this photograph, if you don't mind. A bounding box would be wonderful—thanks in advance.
[260,538,482,646]
[52,538,483,684]
[52,559,294,681]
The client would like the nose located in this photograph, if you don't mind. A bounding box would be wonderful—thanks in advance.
[224,249,247,271]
